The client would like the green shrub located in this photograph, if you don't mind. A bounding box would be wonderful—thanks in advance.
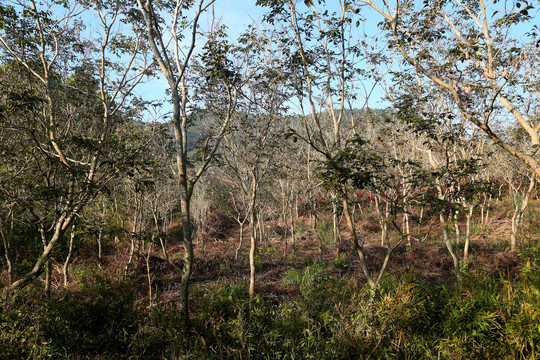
[282,263,327,293]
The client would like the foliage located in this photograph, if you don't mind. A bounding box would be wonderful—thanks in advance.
[282,262,328,293]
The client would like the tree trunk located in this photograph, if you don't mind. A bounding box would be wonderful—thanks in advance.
[145,239,153,305]
[44,260,52,298]
[342,199,375,290]
[235,222,244,261]
[510,173,535,251]
[40,224,52,297]
[289,198,296,250]
[249,210,256,298]
[343,198,400,299]
[403,205,411,248]
[332,194,341,257]
[0,228,12,286]
[374,195,388,247]
[257,211,265,245]
[178,195,194,321]
[125,237,136,277]
[454,211,460,245]
[124,208,139,276]
[3,214,70,294]
[159,236,169,263]
[63,223,76,288]
[463,206,473,261]
[441,214,460,275]
[97,226,103,261]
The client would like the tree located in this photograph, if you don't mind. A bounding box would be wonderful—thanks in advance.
[258,0,408,294]
[0,0,149,293]
[135,0,239,320]
[358,0,540,179]
[213,27,287,297]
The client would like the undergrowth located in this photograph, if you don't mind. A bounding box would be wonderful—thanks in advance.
[1,243,539,359]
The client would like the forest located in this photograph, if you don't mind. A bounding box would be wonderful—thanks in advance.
[1,0,539,358]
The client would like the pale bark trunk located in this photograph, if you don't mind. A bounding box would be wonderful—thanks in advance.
[249,210,256,298]
[441,214,460,275]
[40,225,52,297]
[403,205,411,248]
[235,223,244,261]
[463,206,473,261]
[44,260,51,297]
[332,199,339,256]
[153,208,169,262]
[510,174,536,251]
[342,199,375,290]
[125,237,135,276]
[178,194,194,321]
[374,195,388,247]
[125,205,139,276]
[63,223,76,288]
[96,226,103,260]
[146,239,153,305]
[315,215,324,262]
[159,236,169,263]
[289,197,296,250]
[343,198,400,298]
[257,211,265,245]
[332,194,341,257]
[480,205,485,225]
[0,229,12,286]
[454,211,460,245]
[3,213,71,293]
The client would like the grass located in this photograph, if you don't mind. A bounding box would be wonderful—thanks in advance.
[2,245,539,359]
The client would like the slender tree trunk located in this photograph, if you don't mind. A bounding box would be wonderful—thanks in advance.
[249,210,256,298]
[332,194,340,257]
[125,205,139,276]
[463,206,473,261]
[44,260,52,298]
[178,193,194,321]
[96,226,103,261]
[309,191,323,261]
[146,239,153,305]
[342,199,375,290]
[315,219,324,262]
[3,213,71,294]
[63,223,76,288]
[159,236,169,263]
[403,204,411,248]
[257,211,265,245]
[125,237,135,277]
[343,198,400,301]
[441,214,460,275]
[0,228,12,286]
[235,222,244,261]
[40,225,52,297]
[289,197,296,250]
[454,211,460,245]
[480,205,485,225]
[510,174,536,251]
[280,182,288,257]
[153,208,169,262]
[374,195,388,247]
